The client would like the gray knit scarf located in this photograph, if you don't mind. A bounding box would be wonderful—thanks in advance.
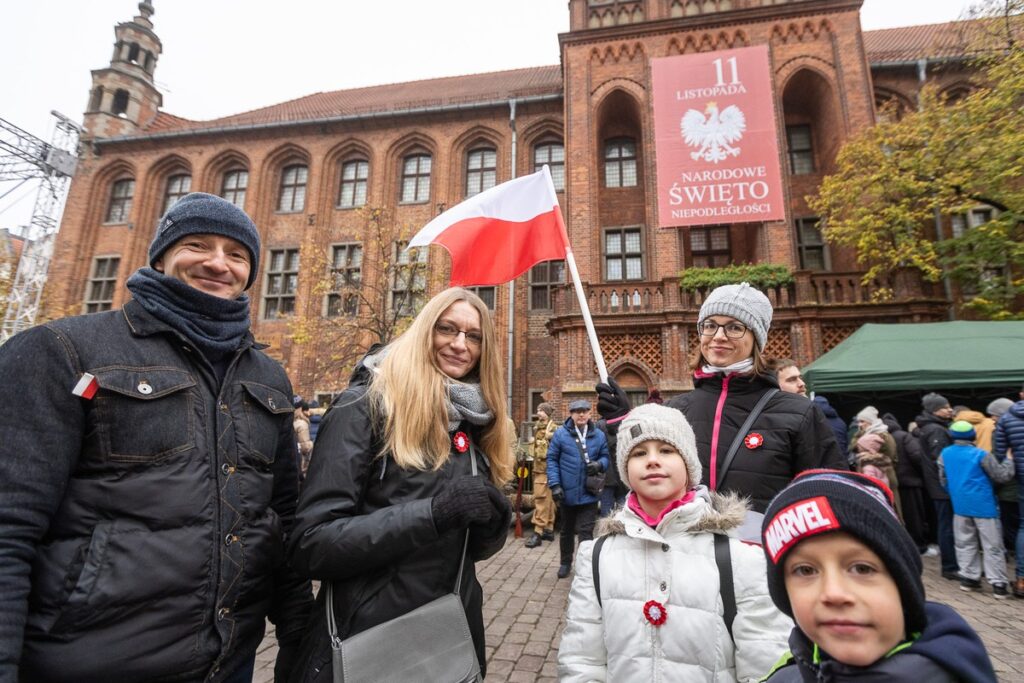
[447,381,493,432]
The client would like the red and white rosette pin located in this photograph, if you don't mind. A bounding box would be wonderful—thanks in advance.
[453,431,470,453]
[743,432,764,450]
[643,600,667,627]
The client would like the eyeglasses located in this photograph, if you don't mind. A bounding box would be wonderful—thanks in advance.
[698,320,749,339]
[434,321,483,347]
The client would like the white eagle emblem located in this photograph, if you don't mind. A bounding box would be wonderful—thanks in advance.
[681,101,746,163]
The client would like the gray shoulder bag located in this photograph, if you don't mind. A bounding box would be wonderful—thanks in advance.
[325,443,483,683]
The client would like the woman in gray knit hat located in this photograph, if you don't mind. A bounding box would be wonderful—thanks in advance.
[598,282,845,512]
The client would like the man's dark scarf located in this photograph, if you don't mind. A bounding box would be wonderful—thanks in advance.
[126,267,251,361]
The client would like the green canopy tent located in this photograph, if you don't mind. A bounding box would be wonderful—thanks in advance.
[803,321,1024,426]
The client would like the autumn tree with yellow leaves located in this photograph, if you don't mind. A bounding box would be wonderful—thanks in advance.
[287,206,429,392]
[810,1,1024,318]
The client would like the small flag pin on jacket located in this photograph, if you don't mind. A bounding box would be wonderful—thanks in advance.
[72,373,99,400]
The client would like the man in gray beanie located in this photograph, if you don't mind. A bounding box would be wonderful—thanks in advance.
[0,193,313,681]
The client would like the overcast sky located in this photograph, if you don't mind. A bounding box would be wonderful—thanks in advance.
[0,0,977,229]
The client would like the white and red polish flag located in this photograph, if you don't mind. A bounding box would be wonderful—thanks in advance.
[407,166,569,286]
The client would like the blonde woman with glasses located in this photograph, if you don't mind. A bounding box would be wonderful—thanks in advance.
[287,287,514,682]
[598,283,844,513]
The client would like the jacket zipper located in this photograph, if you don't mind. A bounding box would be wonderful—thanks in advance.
[708,374,732,491]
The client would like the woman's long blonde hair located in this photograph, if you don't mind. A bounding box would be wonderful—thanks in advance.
[368,287,513,486]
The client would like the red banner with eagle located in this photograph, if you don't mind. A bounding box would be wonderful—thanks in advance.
[651,45,786,228]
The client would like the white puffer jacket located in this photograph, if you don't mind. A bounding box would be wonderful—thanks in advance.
[558,489,792,682]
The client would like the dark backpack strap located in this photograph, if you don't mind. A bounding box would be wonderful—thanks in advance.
[714,533,736,640]
[592,534,609,608]
[715,388,779,491]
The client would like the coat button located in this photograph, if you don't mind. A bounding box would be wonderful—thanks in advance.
[218,607,230,620]
[224,534,237,546]
[137,381,153,395]
[221,463,233,475]
[660,581,667,592]
[662,543,670,552]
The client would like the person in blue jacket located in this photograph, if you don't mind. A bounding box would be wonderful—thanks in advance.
[547,399,610,579]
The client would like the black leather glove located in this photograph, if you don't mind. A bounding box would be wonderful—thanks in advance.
[273,643,299,683]
[431,476,493,534]
[596,377,631,422]
[550,484,565,504]
[586,461,602,475]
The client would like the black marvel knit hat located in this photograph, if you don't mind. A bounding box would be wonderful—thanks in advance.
[148,192,261,289]
[761,469,926,635]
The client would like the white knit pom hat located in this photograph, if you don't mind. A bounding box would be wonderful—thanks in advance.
[616,404,700,489]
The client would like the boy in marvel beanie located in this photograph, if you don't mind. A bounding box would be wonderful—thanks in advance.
[760,470,996,682]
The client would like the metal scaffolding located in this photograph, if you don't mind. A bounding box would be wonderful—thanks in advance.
[0,112,81,343]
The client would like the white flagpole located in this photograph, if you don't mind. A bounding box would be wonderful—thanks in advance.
[540,165,609,384]
[563,247,608,384]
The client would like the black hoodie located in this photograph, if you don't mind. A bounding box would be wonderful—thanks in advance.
[763,602,997,682]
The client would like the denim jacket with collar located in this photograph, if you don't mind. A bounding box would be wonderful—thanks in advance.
[0,300,313,682]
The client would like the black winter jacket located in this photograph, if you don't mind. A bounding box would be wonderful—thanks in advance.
[0,301,313,683]
[914,412,952,500]
[667,371,844,512]
[286,358,511,682]
[883,414,926,489]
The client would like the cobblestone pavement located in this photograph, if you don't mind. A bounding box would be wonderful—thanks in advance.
[254,532,1024,681]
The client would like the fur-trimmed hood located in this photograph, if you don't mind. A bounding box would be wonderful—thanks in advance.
[595,487,749,538]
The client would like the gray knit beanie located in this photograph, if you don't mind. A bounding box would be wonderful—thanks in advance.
[922,392,950,414]
[149,192,261,289]
[698,282,773,350]
[987,398,1014,418]
[616,404,700,489]
[855,406,879,423]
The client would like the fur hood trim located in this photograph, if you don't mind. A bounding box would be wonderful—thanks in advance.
[595,490,749,538]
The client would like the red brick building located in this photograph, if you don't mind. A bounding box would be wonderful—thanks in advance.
[46,0,980,419]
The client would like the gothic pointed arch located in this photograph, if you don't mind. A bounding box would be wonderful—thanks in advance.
[259,142,312,215]
[781,66,844,178]
[386,132,438,206]
[141,153,193,236]
[607,359,657,392]
[89,160,137,228]
[450,125,505,197]
[321,138,374,212]
[201,149,251,192]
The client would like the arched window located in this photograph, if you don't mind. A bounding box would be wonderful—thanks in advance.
[604,138,637,188]
[534,141,564,191]
[278,164,308,212]
[111,89,130,117]
[465,147,496,197]
[105,178,134,223]
[338,159,369,208]
[221,169,248,208]
[400,153,431,204]
[162,174,191,214]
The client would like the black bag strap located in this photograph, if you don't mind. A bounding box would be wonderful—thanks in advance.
[715,388,778,491]
[714,533,736,640]
[592,534,610,608]
[328,436,478,644]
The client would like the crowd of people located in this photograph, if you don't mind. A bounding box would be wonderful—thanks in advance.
[0,193,1015,682]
